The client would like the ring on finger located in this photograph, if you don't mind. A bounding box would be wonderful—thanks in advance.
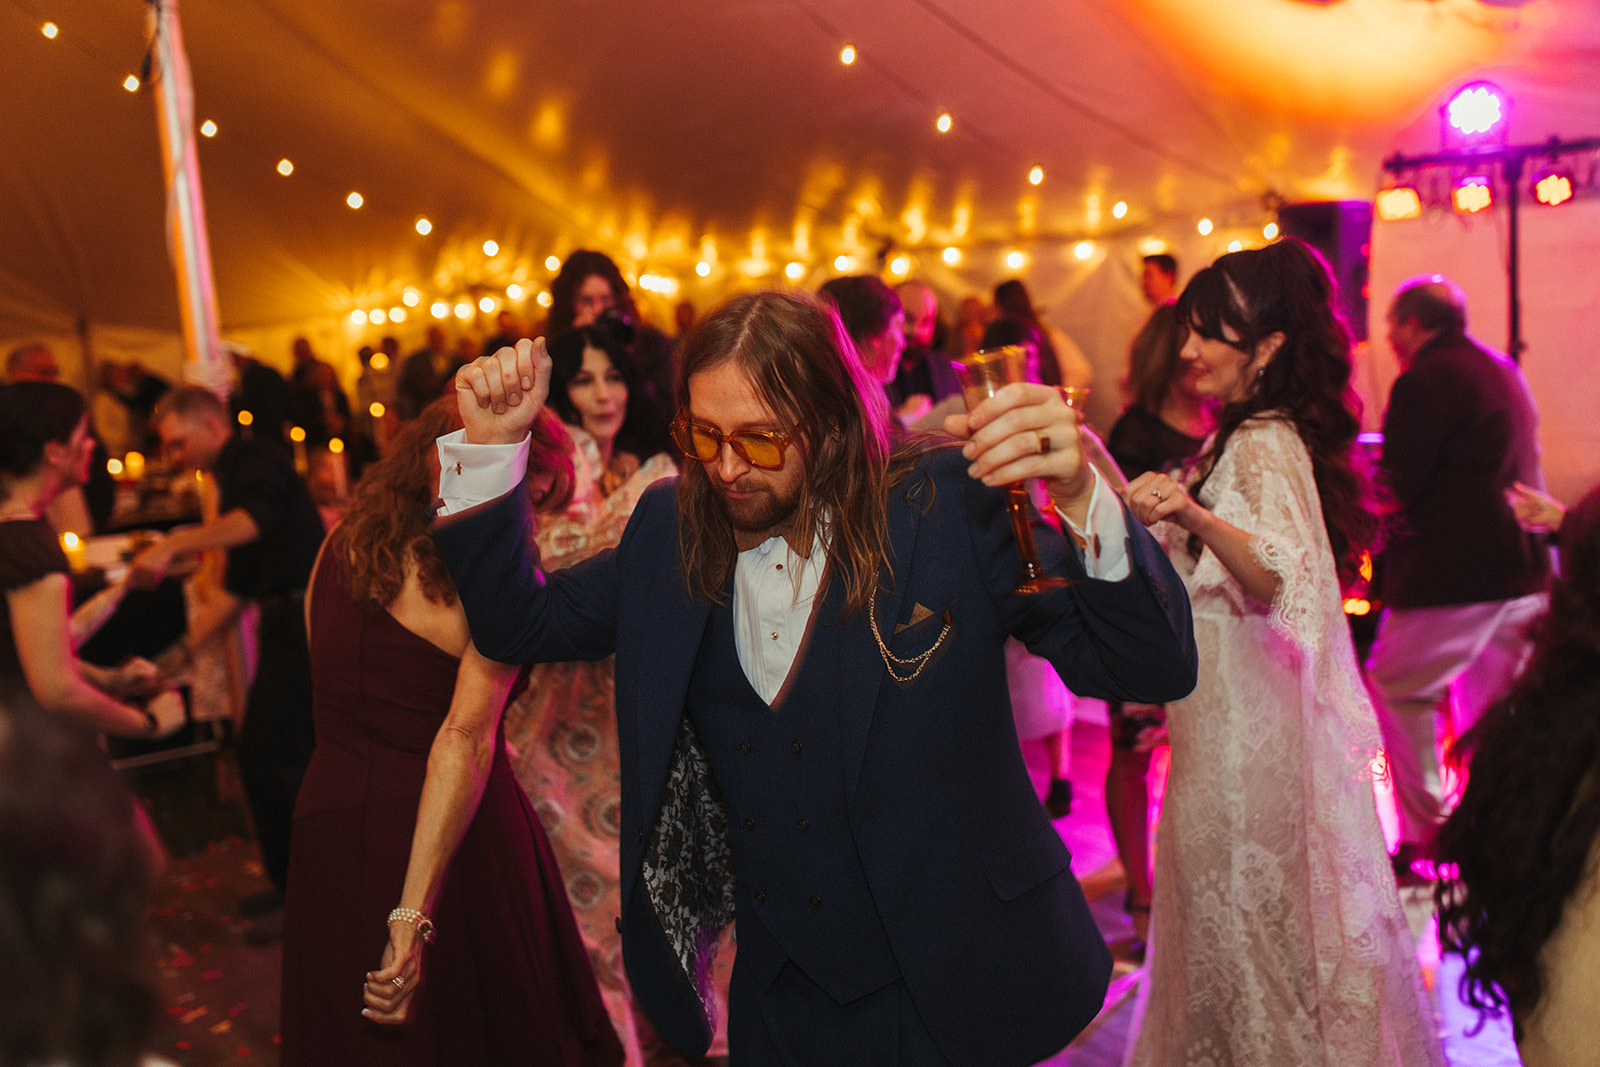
[391,976,406,988]
[1038,432,1052,455]
[1152,488,1164,501]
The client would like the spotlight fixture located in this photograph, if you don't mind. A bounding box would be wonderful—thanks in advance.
[936,113,952,134]
[1452,175,1494,214]
[1443,81,1510,147]
[840,45,856,66]
[1533,166,1574,206]
[1375,186,1422,221]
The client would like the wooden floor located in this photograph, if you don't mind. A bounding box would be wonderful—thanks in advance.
[131,711,1523,1066]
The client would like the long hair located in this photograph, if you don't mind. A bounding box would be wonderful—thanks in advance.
[1434,486,1600,1036]
[675,289,893,618]
[336,396,574,608]
[993,278,1062,386]
[1127,303,1188,415]
[0,708,159,1067]
[1176,237,1377,586]
[0,382,87,498]
[547,250,640,336]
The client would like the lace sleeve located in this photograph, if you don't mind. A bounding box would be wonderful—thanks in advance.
[1190,418,1332,658]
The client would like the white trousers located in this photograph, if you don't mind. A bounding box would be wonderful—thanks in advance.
[1365,592,1547,844]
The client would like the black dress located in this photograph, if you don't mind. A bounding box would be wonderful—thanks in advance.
[0,518,68,708]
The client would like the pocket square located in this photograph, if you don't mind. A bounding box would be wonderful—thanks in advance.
[895,602,937,634]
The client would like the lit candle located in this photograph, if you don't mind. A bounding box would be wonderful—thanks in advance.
[124,451,146,481]
[60,531,88,572]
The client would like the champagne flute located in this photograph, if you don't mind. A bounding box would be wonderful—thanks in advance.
[952,345,1071,594]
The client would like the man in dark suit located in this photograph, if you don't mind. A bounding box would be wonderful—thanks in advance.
[432,290,1197,1064]
[1368,275,1551,880]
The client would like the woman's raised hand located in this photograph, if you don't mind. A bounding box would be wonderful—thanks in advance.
[1124,470,1195,530]
[455,338,551,446]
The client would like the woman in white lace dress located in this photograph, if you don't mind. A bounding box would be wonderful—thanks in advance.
[1123,239,1444,1066]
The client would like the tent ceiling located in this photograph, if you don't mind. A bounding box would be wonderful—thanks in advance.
[3,0,1597,338]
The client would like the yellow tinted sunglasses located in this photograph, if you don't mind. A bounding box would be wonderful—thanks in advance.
[670,414,802,470]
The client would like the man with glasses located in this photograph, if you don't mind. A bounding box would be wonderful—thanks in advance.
[431,289,1196,1065]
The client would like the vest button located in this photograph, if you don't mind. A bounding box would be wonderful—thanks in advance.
[744,817,756,831]
[739,741,752,755]
[754,892,768,905]
[797,818,810,832]
[791,740,803,755]
[809,895,822,909]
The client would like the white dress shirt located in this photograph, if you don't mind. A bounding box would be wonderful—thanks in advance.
[435,429,1132,697]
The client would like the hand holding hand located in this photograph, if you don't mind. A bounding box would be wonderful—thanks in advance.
[1123,471,1196,529]
[455,338,550,446]
[111,656,163,698]
[945,382,1090,510]
[127,542,174,590]
[362,922,425,1025]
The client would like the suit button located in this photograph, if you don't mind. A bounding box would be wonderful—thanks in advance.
[739,741,752,755]
[754,892,768,905]
[614,915,622,933]
[744,817,756,831]
[797,818,810,832]
[791,740,803,755]
[809,895,822,909]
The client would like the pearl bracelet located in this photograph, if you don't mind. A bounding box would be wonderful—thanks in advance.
[387,906,436,944]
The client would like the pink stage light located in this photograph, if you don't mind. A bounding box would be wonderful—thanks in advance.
[1446,82,1507,138]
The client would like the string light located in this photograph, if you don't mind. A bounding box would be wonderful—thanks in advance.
[107,458,123,476]
[1006,250,1027,270]
[388,307,406,322]
[834,255,854,271]
[936,113,952,134]
[328,438,345,455]
[888,255,910,276]
[1073,241,1093,260]
[369,354,389,371]
[346,192,364,209]
[1197,218,1214,235]
[696,261,711,277]
[289,426,307,443]
[41,22,58,38]
[237,411,254,427]
[506,283,524,299]
[1112,201,1128,219]
[1228,240,1243,252]
[1263,221,1280,239]
[545,255,561,271]
[368,308,386,324]
[402,289,420,307]
[840,45,857,65]
[942,247,961,265]
[785,262,805,280]
[454,301,473,320]
[483,240,499,256]
[537,291,553,307]
[350,310,367,325]
[1028,166,1044,186]
[199,120,217,138]
[477,296,497,313]
[277,159,294,176]
[430,301,449,319]
[414,217,432,235]
[122,74,140,92]
[369,402,386,418]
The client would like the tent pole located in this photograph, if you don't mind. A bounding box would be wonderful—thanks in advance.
[147,0,226,399]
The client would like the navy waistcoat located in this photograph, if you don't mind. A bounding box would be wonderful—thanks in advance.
[686,584,900,1004]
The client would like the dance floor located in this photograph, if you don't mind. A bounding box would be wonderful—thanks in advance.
[132,711,1522,1066]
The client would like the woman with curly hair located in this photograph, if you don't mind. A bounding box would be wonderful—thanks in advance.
[1434,484,1600,1064]
[279,395,623,1066]
[1124,239,1443,1065]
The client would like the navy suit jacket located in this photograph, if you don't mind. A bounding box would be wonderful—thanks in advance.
[435,447,1196,1065]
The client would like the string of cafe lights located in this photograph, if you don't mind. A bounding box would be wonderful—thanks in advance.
[20,1,1275,333]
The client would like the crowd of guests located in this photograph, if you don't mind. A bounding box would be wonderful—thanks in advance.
[4,239,1595,1067]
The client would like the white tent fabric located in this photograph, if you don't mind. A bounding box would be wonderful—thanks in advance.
[3,0,1599,485]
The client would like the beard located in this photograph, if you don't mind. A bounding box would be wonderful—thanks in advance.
[711,477,802,535]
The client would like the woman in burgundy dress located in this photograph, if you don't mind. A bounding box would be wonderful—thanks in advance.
[280,396,623,1066]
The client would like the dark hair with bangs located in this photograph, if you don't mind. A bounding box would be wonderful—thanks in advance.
[547,250,640,336]
[1176,237,1376,586]
[336,395,574,609]
[0,382,88,498]
[675,289,894,617]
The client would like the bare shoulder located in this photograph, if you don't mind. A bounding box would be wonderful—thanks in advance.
[386,563,472,659]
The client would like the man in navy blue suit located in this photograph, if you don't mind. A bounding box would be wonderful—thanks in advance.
[433,290,1196,1065]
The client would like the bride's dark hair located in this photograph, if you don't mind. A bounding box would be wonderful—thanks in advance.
[1176,238,1377,586]
[1434,485,1600,1036]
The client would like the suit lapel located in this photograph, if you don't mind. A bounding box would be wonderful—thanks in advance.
[839,468,932,801]
[629,578,712,848]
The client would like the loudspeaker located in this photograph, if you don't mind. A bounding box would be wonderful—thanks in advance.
[1277,200,1373,340]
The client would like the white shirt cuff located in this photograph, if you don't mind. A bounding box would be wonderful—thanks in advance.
[435,428,529,515]
[1057,468,1131,582]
